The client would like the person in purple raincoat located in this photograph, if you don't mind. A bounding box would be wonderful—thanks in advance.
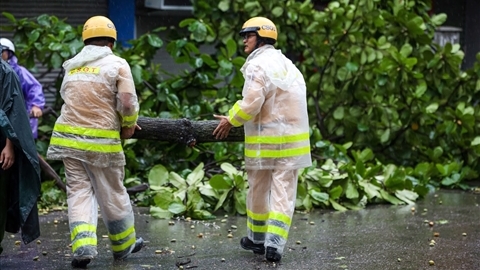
[0,38,45,139]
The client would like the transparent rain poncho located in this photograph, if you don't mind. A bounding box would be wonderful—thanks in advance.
[229,45,312,170]
[46,45,139,167]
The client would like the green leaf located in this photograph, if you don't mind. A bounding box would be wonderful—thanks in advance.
[153,188,174,208]
[50,52,63,69]
[336,66,348,81]
[131,64,142,84]
[471,136,480,146]
[190,209,216,220]
[168,202,187,214]
[414,81,427,98]
[272,7,284,17]
[186,162,205,186]
[234,190,247,214]
[431,13,447,26]
[169,172,187,189]
[345,182,359,199]
[148,164,169,190]
[150,206,172,219]
[329,199,347,211]
[425,103,439,113]
[380,129,390,143]
[414,162,432,176]
[384,172,405,190]
[379,190,404,205]
[209,174,232,189]
[310,189,329,202]
[433,147,443,158]
[359,182,381,199]
[395,189,418,205]
[218,0,230,12]
[1,12,16,23]
[359,148,374,162]
[220,162,238,178]
[147,34,163,48]
[214,190,230,211]
[329,185,343,200]
[346,62,358,72]
[356,159,365,178]
[333,106,345,120]
[400,44,413,57]
[225,38,237,58]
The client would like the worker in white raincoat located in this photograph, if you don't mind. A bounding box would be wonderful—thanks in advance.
[213,17,312,262]
[46,16,143,268]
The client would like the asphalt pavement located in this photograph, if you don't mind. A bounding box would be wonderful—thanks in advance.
[1,189,480,270]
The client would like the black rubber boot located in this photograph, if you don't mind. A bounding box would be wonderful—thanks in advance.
[266,247,282,262]
[132,237,144,253]
[71,258,91,268]
[240,237,265,255]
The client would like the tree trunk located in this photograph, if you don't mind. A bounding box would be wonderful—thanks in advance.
[132,117,244,146]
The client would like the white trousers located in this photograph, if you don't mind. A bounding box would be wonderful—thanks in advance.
[64,157,136,258]
[246,169,298,254]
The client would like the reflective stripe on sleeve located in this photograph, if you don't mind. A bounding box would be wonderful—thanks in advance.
[228,102,253,127]
[122,113,139,127]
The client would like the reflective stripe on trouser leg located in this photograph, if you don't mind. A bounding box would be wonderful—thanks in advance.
[70,221,98,258]
[64,158,99,259]
[83,161,136,258]
[265,169,298,254]
[246,169,272,244]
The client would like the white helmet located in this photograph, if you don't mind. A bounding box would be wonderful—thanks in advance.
[0,38,15,53]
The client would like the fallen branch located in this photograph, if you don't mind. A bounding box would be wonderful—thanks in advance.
[132,117,244,146]
[38,153,66,192]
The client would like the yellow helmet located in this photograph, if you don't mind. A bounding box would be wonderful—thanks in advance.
[82,16,117,41]
[239,17,277,41]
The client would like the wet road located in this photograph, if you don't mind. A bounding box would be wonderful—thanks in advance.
[1,189,480,269]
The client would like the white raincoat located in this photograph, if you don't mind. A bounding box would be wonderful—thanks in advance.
[229,45,311,170]
[46,45,139,260]
[230,45,312,254]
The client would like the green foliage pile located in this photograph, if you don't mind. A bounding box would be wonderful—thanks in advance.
[2,0,480,219]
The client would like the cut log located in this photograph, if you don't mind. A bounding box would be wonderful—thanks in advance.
[132,117,244,146]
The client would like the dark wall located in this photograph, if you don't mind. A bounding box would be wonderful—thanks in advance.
[433,0,480,68]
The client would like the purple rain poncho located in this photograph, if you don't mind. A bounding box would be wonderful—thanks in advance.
[7,56,45,138]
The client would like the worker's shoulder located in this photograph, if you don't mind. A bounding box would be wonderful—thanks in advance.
[101,53,128,64]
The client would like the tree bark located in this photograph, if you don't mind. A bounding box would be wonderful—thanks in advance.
[132,117,244,146]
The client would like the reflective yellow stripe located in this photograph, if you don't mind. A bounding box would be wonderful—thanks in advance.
[228,102,252,127]
[245,146,310,158]
[72,237,97,252]
[245,133,310,144]
[108,226,135,241]
[122,113,138,127]
[54,123,120,139]
[267,225,289,239]
[111,236,136,252]
[229,115,242,127]
[71,224,97,241]
[269,211,292,226]
[246,209,269,221]
[123,113,138,122]
[247,221,267,233]
[50,137,123,153]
